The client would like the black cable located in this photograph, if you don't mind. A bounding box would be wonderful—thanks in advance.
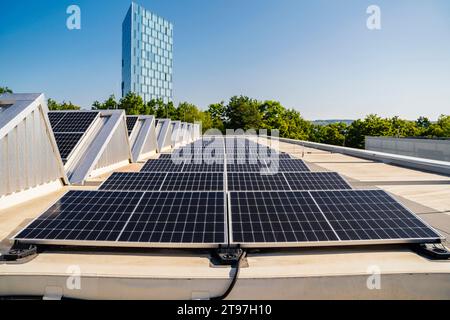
[210,252,245,301]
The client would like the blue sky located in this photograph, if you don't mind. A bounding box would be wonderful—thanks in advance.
[1,0,449,120]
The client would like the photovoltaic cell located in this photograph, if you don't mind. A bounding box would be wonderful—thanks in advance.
[14,191,143,242]
[14,191,226,247]
[230,191,338,244]
[48,112,67,128]
[127,116,139,135]
[54,133,84,161]
[311,190,441,242]
[99,172,165,191]
[52,112,98,133]
[182,163,225,172]
[161,173,223,191]
[141,160,184,172]
[118,192,225,245]
[227,173,291,191]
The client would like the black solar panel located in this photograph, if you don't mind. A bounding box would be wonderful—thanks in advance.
[117,192,226,245]
[52,112,98,133]
[127,116,139,135]
[284,172,352,191]
[14,191,143,243]
[227,163,268,173]
[141,160,184,172]
[99,172,165,191]
[268,159,310,172]
[48,112,67,128]
[54,133,84,161]
[230,191,338,244]
[182,163,225,172]
[229,190,442,247]
[228,173,291,191]
[161,173,224,191]
[311,190,441,242]
[14,191,226,247]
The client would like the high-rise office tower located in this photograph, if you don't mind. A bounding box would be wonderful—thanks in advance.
[122,2,173,103]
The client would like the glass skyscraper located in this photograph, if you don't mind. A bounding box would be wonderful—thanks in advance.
[122,2,173,103]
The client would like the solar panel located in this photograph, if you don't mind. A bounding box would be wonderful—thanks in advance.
[14,191,143,243]
[159,154,173,159]
[161,173,224,191]
[127,116,139,135]
[227,163,268,173]
[99,172,165,191]
[52,112,98,133]
[311,190,442,242]
[230,191,338,245]
[14,191,226,248]
[141,159,184,172]
[117,192,226,245]
[284,172,352,191]
[182,163,225,172]
[54,133,84,162]
[48,112,67,128]
[229,190,442,247]
[228,173,291,191]
[265,159,310,172]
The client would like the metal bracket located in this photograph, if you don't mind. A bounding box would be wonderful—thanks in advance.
[413,243,450,260]
[1,243,38,263]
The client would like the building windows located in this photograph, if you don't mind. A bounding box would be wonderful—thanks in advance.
[122,3,173,103]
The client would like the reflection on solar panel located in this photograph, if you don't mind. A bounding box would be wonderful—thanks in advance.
[311,190,441,241]
[161,173,223,191]
[54,133,84,162]
[99,172,165,191]
[52,112,98,133]
[229,190,442,247]
[228,173,290,191]
[118,192,225,245]
[127,116,139,135]
[285,172,351,191]
[14,191,226,247]
[141,160,184,172]
[230,191,338,244]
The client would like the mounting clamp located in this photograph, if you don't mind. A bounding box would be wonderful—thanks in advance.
[413,243,450,260]
[1,243,38,263]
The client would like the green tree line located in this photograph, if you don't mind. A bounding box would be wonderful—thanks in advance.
[2,86,449,148]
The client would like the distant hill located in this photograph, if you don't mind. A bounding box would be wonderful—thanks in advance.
[312,119,354,126]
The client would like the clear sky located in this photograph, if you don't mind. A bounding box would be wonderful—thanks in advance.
[1,0,449,120]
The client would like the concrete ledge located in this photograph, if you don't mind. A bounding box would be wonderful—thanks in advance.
[266,137,450,176]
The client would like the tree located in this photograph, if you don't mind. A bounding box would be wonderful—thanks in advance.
[155,100,178,119]
[47,98,80,111]
[313,122,348,146]
[225,96,262,130]
[117,92,145,115]
[207,102,226,132]
[0,87,13,94]
[92,95,118,110]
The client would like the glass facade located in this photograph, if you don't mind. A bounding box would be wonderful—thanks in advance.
[122,2,173,103]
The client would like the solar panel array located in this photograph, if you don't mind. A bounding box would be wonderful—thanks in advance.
[15,191,225,247]
[49,111,99,163]
[14,136,443,249]
[126,116,139,136]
